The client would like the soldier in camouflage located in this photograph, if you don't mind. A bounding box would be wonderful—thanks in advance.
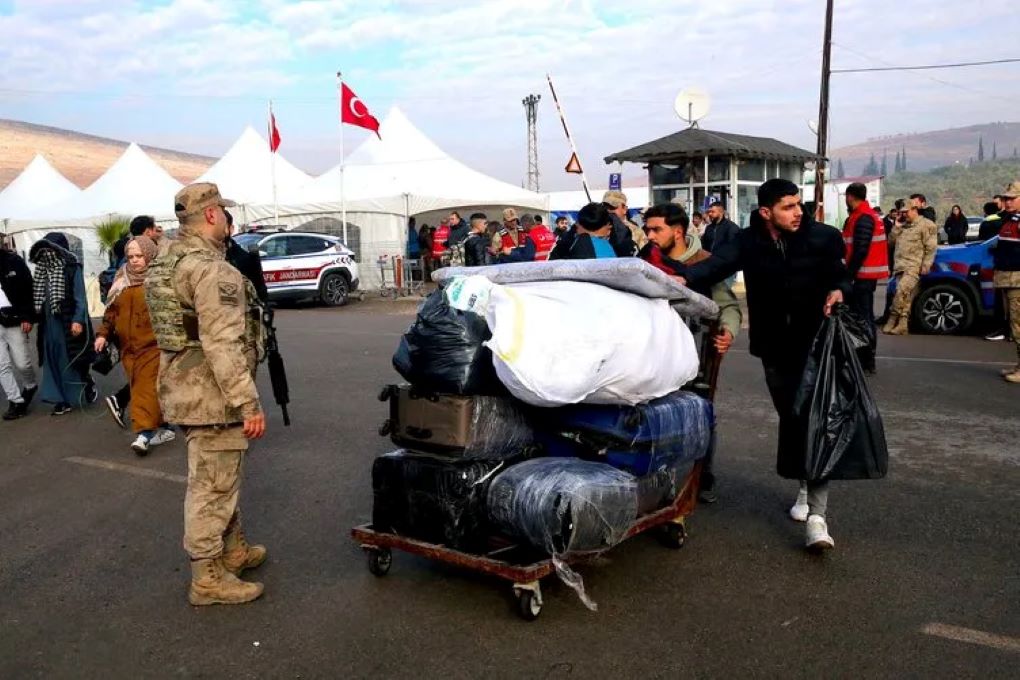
[883,202,938,336]
[145,182,268,606]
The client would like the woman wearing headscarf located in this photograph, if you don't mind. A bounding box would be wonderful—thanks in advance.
[94,236,175,455]
[29,232,95,415]
[943,204,969,245]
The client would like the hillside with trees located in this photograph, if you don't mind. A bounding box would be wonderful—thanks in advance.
[880,157,1019,217]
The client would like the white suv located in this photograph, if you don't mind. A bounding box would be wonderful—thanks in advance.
[234,230,360,307]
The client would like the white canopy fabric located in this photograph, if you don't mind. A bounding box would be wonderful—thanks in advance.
[0,154,82,220]
[19,143,183,220]
[294,108,547,213]
[198,127,312,206]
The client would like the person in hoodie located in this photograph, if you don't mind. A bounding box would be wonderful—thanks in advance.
[29,232,96,415]
[638,202,742,504]
[549,202,618,260]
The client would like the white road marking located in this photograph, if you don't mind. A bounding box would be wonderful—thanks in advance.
[65,456,186,484]
[921,623,1020,654]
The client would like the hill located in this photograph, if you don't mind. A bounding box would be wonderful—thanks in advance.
[830,122,1020,176]
[880,157,1019,218]
[0,120,215,190]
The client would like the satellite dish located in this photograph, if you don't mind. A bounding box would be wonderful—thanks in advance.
[808,119,819,135]
[674,88,711,127]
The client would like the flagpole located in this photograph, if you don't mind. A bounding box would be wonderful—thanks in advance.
[546,73,591,202]
[269,99,279,226]
[337,71,348,246]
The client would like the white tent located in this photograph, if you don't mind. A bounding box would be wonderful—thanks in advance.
[19,143,183,220]
[198,127,312,207]
[0,154,82,220]
[294,108,547,214]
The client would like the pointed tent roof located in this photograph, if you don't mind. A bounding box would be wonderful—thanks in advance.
[198,127,312,205]
[0,154,82,219]
[22,143,183,219]
[297,108,545,211]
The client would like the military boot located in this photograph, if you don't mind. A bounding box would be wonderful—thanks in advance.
[888,315,910,336]
[222,524,267,576]
[188,558,263,606]
[881,314,899,335]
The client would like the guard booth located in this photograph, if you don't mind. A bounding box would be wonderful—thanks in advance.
[605,128,821,227]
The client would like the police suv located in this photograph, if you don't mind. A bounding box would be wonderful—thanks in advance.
[234,229,360,306]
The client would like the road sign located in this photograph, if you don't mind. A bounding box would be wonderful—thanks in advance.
[609,173,621,191]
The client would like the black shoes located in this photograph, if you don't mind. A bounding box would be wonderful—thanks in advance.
[51,403,72,416]
[3,401,28,421]
[105,395,126,429]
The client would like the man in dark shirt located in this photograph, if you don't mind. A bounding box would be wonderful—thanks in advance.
[703,200,740,253]
[224,210,269,304]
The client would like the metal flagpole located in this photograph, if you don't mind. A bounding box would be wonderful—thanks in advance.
[546,73,591,202]
[336,71,349,246]
[269,100,279,226]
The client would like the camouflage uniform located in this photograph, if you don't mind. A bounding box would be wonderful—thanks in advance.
[996,270,1020,368]
[887,214,938,323]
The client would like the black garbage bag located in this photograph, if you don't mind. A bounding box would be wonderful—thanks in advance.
[392,288,504,395]
[793,305,888,481]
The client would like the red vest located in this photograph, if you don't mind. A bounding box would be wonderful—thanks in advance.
[527,225,556,260]
[843,202,889,279]
[431,224,450,258]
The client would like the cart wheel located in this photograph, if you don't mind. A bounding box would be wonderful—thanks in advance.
[516,589,542,621]
[366,548,392,577]
[660,522,687,550]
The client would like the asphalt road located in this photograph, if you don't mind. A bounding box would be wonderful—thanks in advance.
[1,299,1017,679]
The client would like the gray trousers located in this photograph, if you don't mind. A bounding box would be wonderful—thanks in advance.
[0,325,36,403]
[799,480,830,517]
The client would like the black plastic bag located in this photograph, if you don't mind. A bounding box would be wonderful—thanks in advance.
[392,288,504,395]
[793,306,888,481]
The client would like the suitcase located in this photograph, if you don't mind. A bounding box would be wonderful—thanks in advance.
[371,450,509,550]
[378,385,534,460]
[532,390,714,477]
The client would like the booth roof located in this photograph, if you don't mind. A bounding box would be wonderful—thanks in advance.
[605,127,823,164]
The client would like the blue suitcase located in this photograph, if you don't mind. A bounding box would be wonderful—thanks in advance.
[533,390,714,476]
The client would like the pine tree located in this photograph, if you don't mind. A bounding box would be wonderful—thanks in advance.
[978,136,985,162]
[836,158,845,179]
[902,146,907,172]
[863,153,879,175]
[880,150,888,176]
[992,141,997,160]
[894,150,902,173]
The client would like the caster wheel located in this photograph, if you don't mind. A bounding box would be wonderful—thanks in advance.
[660,522,687,550]
[366,548,392,577]
[516,590,542,621]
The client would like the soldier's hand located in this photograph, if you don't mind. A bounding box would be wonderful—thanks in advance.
[920,265,931,276]
[243,412,266,439]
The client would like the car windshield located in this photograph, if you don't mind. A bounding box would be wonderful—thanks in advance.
[233,233,263,250]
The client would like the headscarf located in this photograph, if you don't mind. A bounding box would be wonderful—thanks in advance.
[30,232,74,315]
[108,235,158,301]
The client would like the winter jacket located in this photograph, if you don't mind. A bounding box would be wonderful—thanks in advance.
[943,214,969,245]
[446,221,470,247]
[684,214,851,365]
[493,228,536,263]
[607,213,637,257]
[463,233,491,267]
[993,211,1020,273]
[889,215,938,275]
[702,217,740,254]
[0,249,35,325]
[978,214,1002,242]
[549,232,616,260]
[226,237,270,304]
[919,206,937,224]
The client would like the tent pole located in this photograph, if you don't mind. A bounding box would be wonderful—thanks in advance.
[337,71,349,247]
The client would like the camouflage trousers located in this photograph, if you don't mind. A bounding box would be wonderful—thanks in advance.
[890,272,921,318]
[183,425,248,559]
[1006,288,1020,364]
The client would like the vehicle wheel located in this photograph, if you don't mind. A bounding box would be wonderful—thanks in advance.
[659,521,687,550]
[319,272,350,307]
[913,283,975,335]
[516,589,542,621]
[366,548,392,577]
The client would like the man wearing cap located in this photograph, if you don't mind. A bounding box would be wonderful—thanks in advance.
[146,182,268,606]
[883,201,937,336]
[602,190,643,254]
[994,182,1020,382]
[491,208,536,263]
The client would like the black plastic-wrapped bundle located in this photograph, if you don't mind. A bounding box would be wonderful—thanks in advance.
[392,288,504,395]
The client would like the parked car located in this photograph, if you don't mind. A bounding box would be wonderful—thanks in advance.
[891,236,997,334]
[233,230,360,306]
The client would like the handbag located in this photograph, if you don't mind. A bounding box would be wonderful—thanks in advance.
[91,345,118,375]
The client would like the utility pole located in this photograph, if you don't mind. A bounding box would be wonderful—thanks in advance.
[814,0,834,217]
[523,93,541,192]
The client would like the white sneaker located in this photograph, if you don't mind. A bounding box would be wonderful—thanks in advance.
[806,514,834,551]
[131,434,150,455]
[789,489,810,522]
[149,428,176,446]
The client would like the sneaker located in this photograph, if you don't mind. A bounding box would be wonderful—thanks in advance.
[131,434,151,456]
[985,331,1006,341]
[149,428,176,446]
[1000,366,1020,377]
[698,488,718,504]
[3,401,28,421]
[1005,371,1020,384]
[51,403,73,416]
[105,395,126,429]
[806,514,834,551]
[789,489,810,522]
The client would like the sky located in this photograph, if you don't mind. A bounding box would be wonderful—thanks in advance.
[0,0,1017,190]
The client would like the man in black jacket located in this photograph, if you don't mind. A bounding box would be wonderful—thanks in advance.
[0,244,38,420]
[463,213,491,267]
[684,178,851,552]
[703,200,740,253]
[224,211,269,304]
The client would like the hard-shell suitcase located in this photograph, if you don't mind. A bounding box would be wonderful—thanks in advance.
[533,390,714,476]
[378,385,534,459]
[371,450,509,550]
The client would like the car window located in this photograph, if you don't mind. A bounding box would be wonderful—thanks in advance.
[288,236,331,256]
[262,236,290,258]
[233,233,262,250]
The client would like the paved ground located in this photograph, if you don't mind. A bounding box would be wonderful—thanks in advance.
[1,297,1018,679]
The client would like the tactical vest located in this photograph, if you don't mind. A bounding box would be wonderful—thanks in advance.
[843,203,889,280]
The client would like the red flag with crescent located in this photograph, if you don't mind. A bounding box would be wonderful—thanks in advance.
[268,110,281,152]
[341,83,381,138]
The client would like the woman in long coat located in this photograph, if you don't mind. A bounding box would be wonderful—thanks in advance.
[29,232,95,415]
[94,236,174,455]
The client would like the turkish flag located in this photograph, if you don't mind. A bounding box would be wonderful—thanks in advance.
[268,111,281,152]
[341,83,381,138]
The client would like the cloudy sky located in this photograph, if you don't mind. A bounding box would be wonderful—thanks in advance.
[0,0,1016,189]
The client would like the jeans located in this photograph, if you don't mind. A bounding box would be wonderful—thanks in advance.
[0,325,37,403]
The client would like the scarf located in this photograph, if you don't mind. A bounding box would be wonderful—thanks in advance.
[108,235,158,302]
[32,248,67,315]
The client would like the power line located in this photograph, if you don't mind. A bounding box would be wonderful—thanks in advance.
[832,57,1020,74]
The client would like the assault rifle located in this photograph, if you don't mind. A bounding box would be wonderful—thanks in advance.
[264,309,291,426]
